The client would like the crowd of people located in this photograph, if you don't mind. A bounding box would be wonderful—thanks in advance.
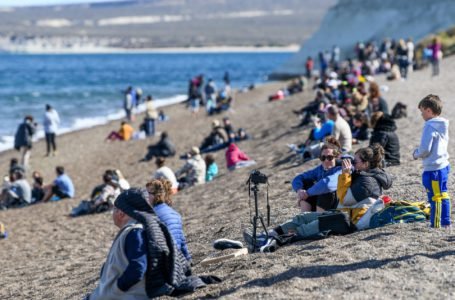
[0,36,451,298]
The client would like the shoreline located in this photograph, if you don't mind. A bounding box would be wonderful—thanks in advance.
[0,45,300,55]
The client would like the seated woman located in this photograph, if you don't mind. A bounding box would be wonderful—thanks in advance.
[153,157,178,194]
[369,112,400,166]
[292,137,342,212]
[106,121,134,141]
[31,171,45,203]
[337,144,393,225]
[225,143,256,171]
[146,179,191,262]
[248,145,392,253]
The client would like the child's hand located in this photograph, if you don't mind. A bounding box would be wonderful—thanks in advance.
[412,149,419,160]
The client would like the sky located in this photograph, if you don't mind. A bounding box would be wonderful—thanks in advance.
[0,0,123,7]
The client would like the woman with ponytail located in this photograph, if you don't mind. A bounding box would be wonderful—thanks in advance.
[337,144,393,225]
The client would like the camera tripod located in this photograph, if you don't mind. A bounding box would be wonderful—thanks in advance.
[247,174,270,252]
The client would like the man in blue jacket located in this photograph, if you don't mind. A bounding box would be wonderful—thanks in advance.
[292,143,342,212]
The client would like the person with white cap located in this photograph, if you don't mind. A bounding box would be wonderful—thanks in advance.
[175,146,206,190]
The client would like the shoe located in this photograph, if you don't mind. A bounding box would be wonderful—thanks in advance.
[286,144,298,152]
[260,238,278,253]
[213,239,244,250]
[243,229,268,249]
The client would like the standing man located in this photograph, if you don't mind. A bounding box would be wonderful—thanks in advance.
[43,104,60,157]
[124,86,134,122]
[14,115,37,169]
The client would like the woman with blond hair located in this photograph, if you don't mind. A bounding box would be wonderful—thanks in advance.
[146,179,191,261]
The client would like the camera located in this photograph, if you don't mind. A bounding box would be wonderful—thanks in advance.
[249,170,268,185]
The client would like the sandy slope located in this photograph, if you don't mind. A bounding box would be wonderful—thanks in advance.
[1,57,455,299]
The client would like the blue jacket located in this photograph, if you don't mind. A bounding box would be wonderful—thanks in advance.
[154,203,191,261]
[312,120,334,140]
[206,162,218,182]
[292,165,341,196]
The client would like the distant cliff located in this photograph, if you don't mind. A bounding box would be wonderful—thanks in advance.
[270,0,455,78]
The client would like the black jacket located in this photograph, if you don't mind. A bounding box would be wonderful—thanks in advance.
[370,115,400,166]
[14,120,36,150]
[351,168,393,201]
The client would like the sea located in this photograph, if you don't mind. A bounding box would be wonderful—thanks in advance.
[0,51,293,152]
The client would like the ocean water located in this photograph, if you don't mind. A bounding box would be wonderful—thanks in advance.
[0,52,292,152]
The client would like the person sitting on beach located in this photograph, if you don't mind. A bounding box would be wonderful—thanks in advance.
[369,112,400,166]
[158,110,169,122]
[31,171,45,203]
[235,128,251,142]
[292,89,330,128]
[115,169,130,191]
[268,89,286,102]
[351,112,370,144]
[106,121,134,142]
[70,170,121,217]
[225,143,256,171]
[205,154,218,182]
[366,82,389,116]
[292,137,342,213]
[337,144,392,218]
[141,132,176,162]
[87,188,206,299]
[146,179,192,262]
[153,157,178,195]
[0,167,31,208]
[42,166,75,202]
[0,221,6,239]
[200,120,229,153]
[222,117,236,142]
[312,105,352,152]
[175,146,206,190]
[250,145,392,253]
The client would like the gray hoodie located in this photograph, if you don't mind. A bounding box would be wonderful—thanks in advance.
[413,117,449,171]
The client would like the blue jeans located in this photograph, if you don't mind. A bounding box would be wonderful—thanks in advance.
[422,165,451,227]
[145,118,155,136]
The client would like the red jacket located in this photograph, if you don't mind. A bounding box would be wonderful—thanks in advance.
[225,143,250,168]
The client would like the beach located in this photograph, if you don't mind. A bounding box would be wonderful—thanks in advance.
[1,56,455,299]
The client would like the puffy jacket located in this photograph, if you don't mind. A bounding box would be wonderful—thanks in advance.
[225,143,250,168]
[337,168,393,224]
[154,203,191,261]
[370,114,400,166]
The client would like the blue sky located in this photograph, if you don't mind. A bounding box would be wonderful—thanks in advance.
[1,0,122,7]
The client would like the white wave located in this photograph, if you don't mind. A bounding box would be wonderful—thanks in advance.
[0,94,187,153]
[36,19,72,28]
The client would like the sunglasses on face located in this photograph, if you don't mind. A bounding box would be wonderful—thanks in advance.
[320,155,335,162]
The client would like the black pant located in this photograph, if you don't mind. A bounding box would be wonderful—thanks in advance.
[301,178,338,211]
[45,133,56,154]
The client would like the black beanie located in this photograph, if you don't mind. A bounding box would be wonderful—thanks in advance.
[114,188,153,219]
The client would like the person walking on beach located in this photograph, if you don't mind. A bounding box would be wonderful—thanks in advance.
[144,95,158,137]
[43,104,60,157]
[429,37,442,77]
[14,115,37,169]
[124,86,134,122]
[413,95,450,228]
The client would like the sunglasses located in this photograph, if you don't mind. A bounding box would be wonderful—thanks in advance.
[320,155,335,162]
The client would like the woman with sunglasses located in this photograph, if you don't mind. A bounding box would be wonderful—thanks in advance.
[292,136,343,212]
[337,144,393,225]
